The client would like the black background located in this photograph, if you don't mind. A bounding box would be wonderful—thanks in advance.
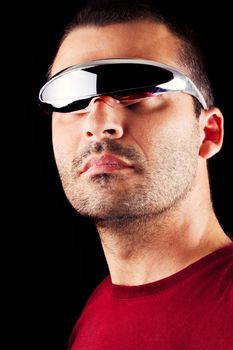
[8,2,232,349]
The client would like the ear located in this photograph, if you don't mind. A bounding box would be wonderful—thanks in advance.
[199,107,224,159]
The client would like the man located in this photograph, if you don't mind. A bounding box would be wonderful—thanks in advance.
[39,1,232,349]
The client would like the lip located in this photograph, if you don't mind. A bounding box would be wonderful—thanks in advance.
[80,154,133,175]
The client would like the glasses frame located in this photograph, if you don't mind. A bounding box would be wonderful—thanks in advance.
[38,58,208,113]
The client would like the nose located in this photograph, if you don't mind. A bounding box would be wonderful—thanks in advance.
[83,96,125,140]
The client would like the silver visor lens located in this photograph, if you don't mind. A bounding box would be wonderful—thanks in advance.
[39,58,207,113]
[41,69,98,108]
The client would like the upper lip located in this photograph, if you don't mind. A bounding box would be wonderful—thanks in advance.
[80,154,133,174]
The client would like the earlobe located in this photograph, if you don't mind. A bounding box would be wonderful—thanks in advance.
[199,107,224,159]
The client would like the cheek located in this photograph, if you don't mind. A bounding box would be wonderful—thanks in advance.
[128,109,199,157]
[126,111,169,152]
[52,117,82,166]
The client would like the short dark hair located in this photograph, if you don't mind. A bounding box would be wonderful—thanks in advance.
[59,0,214,114]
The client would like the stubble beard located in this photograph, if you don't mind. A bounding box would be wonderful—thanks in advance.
[56,127,200,225]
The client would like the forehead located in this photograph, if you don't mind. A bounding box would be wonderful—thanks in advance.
[51,20,181,76]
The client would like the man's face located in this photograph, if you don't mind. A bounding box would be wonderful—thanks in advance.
[51,21,201,221]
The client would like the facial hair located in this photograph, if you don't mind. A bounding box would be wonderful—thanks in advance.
[55,122,200,224]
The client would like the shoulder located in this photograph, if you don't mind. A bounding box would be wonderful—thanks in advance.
[186,243,233,302]
[211,243,233,305]
[84,275,111,307]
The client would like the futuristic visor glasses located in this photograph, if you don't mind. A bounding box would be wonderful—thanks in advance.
[38,58,208,113]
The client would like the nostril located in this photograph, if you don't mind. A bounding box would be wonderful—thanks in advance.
[86,131,93,137]
[104,129,116,135]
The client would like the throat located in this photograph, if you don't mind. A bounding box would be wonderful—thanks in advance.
[95,213,168,260]
[95,210,231,286]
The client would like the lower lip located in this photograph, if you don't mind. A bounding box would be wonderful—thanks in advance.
[82,164,132,175]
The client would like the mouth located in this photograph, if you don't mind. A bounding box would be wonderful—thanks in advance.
[80,154,133,175]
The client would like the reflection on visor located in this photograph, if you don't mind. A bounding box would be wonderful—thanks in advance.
[38,58,208,113]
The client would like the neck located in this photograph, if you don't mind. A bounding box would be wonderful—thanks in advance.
[96,193,231,286]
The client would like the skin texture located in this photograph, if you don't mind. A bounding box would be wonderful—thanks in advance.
[51,20,231,285]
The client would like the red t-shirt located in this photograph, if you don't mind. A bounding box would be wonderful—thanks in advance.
[68,243,233,349]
